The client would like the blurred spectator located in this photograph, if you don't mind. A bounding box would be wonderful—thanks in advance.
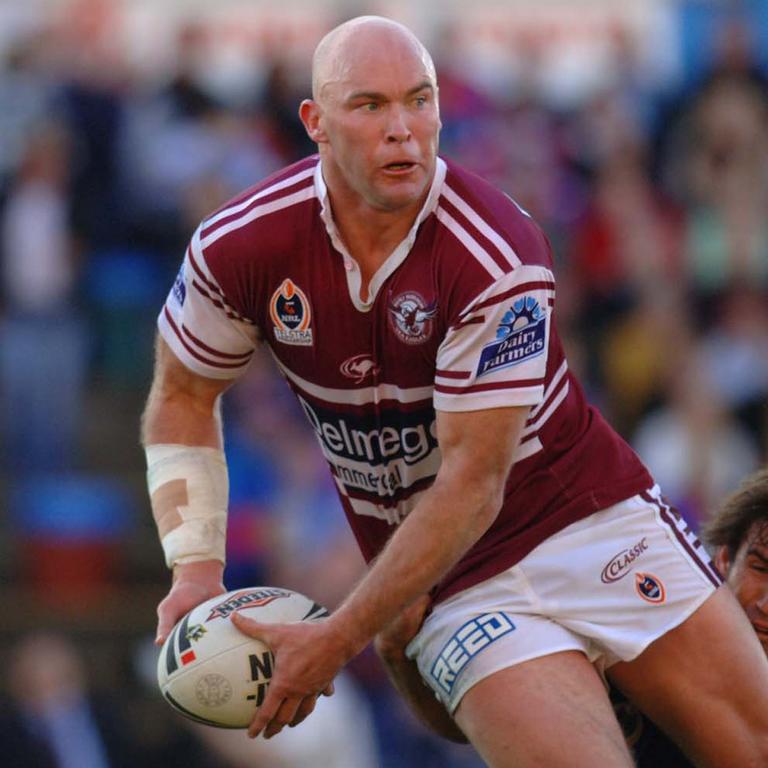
[632,347,760,529]
[697,285,768,452]
[0,121,88,472]
[0,632,142,768]
[0,35,59,190]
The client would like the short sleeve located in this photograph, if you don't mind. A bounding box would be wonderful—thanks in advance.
[158,225,258,379]
[434,264,555,412]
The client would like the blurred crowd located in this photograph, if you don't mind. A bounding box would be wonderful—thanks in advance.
[1,3,767,767]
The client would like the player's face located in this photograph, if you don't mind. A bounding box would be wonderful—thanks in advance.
[717,523,768,655]
[312,36,441,213]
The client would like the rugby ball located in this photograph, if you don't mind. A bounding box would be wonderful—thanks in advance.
[157,586,328,728]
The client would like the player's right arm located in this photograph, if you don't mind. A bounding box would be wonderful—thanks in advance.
[142,336,235,645]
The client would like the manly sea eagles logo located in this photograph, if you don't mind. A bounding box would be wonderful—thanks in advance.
[270,278,313,346]
[476,296,546,378]
[388,291,438,345]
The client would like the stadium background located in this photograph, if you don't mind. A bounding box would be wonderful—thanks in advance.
[0,0,767,765]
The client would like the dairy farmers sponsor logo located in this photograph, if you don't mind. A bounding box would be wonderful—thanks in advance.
[340,354,380,384]
[635,573,666,604]
[388,291,438,345]
[270,278,313,346]
[476,296,546,378]
[206,588,290,621]
[601,538,650,583]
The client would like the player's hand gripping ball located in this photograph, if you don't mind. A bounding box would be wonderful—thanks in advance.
[157,586,328,728]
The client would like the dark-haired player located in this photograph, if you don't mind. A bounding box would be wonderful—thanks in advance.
[142,15,768,767]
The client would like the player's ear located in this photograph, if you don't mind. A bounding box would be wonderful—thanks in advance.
[714,545,731,578]
[299,99,328,144]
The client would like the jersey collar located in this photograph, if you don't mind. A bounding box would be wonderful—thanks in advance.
[314,157,447,312]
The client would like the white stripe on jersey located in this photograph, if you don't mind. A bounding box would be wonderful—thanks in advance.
[273,356,434,406]
[513,436,542,463]
[521,380,569,438]
[435,206,506,280]
[442,185,521,269]
[203,165,317,230]
[188,230,253,324]
[201,184,316,249]
[337,487,424,526]
[530,361,568,419]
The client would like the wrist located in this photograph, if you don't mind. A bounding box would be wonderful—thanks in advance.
[172,559,225,584]
[325,612,369,663]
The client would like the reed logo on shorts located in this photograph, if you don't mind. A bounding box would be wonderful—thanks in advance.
[601,537,649,583]
[635,573,666,604]
[270,278,313,346]
[430,613,515,696]
[476,296,546,378]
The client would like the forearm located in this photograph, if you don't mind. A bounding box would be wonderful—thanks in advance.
[376,646,467,742]
[142,338,233,568]
[333,474,501,656]
[142,378,223,447]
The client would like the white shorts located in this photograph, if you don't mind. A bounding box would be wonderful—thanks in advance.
[406,486,722,713]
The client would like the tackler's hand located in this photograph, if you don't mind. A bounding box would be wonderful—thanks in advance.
[156,560,226,645]
[374,594,431,662]
[231,612,351,739]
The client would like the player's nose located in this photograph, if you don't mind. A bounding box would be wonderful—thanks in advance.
[385,105,411,143]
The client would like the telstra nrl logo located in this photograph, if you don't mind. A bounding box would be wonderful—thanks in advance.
[270,278,313,346]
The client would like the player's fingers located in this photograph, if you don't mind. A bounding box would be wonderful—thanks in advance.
[156,601,176,645]
[231,613,277,644]
[264,696,304,739]
[248,689,283,739]
[288,695,317,728]
[321,682,335,697]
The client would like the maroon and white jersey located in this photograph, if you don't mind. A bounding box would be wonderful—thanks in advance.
[159,155,653,602]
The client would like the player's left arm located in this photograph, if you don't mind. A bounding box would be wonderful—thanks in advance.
[233,403,529,738]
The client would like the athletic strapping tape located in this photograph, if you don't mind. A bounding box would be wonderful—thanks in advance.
[145,444,228,568]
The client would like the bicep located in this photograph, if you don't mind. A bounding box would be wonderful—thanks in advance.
[142,336,235,446]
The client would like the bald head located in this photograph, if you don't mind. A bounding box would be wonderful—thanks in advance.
[311,16,437,103]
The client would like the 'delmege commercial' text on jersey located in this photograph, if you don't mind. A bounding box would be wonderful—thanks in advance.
[159,156,653,603]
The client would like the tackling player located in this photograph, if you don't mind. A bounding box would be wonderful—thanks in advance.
[609,468,768,766]
[141,16,768,767]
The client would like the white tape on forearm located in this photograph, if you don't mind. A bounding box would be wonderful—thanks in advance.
[145,444,228,568]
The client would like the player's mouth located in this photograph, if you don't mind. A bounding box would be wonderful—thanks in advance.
[751,621,768,638]
[382,161,418,175]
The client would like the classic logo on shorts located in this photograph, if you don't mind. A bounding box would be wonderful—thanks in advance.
[270,278,313,346]
[340,353,380,384]
[476,296,546,378]
[206,588,290,621]
[601,537,649,583]
[635,572,666,604]
[388,291,438,345]
[430,612,515,696]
